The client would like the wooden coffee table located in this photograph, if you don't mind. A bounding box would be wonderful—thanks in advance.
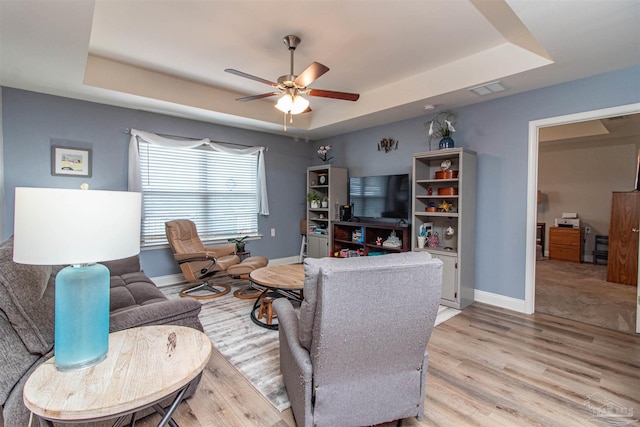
[249,264,304,329]
[23,325,212,427]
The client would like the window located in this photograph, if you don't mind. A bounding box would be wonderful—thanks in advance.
[138,142,259,247]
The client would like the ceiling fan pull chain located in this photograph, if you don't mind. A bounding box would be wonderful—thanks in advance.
[283,113,287,132]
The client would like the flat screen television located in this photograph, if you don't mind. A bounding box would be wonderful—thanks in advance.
[349,174,411,223]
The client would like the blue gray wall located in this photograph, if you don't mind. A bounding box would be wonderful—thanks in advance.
[1,88,312,276]
[2,65,638,296]
[319,65,640,300]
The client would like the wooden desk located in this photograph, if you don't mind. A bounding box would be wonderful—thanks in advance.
[249,264,304,329]
[23,325,212,426]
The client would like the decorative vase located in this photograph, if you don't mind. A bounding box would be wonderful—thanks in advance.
[439,136,455,149]
[311,200,320,209]
[427,234,439,248]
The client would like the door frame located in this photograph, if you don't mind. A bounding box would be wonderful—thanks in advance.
[524,103,640,324]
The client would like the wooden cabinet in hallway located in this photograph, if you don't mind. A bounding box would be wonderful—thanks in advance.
[607,191,640,286]
[549,226,583,263]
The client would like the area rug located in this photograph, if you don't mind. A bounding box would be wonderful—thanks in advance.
[161,277,461,412]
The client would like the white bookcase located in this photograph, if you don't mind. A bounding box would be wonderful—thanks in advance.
[306,165,348,258]
[411,148,477,309]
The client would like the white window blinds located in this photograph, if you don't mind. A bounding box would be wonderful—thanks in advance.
[128,129,268,247]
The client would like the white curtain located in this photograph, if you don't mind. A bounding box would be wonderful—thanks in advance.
[128,129,269,215]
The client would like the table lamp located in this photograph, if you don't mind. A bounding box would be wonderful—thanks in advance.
[13,186,141,371]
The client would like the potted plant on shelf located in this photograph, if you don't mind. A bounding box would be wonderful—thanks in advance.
[228,235,250,253]
[426,111,457,150]
[307,192,321,209]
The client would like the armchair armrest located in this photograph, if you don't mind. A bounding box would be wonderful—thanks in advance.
[273,298,314,427]
[173,252,216,264]
[273,299,311,375]
[110,298,203,333]
[202,243,237,258]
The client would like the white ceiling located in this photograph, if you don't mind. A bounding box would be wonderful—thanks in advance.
[1,0,638,140]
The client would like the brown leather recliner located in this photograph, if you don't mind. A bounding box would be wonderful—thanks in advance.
[165,219,268,299]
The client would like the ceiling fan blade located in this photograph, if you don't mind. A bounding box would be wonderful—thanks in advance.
[307,89,360,101]
[236,92,280,102]
[294,62,330,87]
[225,69,278,87]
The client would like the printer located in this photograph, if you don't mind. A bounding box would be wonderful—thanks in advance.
[554,212,580,228]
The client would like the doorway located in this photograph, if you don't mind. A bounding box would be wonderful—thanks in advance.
[524,103,640,334]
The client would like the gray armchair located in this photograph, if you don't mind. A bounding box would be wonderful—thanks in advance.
[273,252,443,427]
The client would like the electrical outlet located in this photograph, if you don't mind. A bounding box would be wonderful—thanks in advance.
[585,226,591,234]
[271,228,276,237]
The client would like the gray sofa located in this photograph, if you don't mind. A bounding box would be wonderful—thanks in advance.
[274,251,443,427]
[0,238,204,427]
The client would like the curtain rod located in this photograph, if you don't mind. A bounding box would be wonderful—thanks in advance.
[123,128,267,151]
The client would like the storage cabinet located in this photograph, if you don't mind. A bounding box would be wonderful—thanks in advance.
[548,227,583,263]
[332,222,410,256]
[307,234,330,259]
[411,148,476,309]
[431,252,457,302]
[306,166,348,258]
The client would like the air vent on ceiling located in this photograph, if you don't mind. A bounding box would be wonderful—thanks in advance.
[468,81,506,96]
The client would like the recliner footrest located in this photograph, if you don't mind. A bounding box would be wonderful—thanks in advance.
[227,256,268,276]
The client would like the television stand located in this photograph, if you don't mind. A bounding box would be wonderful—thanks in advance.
[332,222,410,257]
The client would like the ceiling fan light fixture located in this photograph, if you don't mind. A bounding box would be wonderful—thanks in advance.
[291,95,309,114]
[275,93,309,115]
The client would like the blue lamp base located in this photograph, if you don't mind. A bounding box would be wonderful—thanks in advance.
[54,263,110,371]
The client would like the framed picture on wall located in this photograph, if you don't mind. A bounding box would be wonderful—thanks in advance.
[51,146,92,177]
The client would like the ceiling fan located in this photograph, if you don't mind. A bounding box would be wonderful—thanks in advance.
[225,35,360,118]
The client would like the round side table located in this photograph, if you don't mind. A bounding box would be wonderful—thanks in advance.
[23,325,212,427]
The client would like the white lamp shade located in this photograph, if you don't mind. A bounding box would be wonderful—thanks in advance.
[13,188,142,265]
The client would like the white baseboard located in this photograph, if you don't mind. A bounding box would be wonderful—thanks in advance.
[268,256,300,266]
[150,255,299,288]
[474,289,527,313]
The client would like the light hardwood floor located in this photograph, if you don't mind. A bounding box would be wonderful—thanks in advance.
[137,303,640,427]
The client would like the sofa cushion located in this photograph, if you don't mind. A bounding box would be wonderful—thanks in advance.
[108,270,204,333]
[0,238,55,355]
[109,297,204,332]
[0,310,41,405]
[101,256,141,278]
[110,272,167,313]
